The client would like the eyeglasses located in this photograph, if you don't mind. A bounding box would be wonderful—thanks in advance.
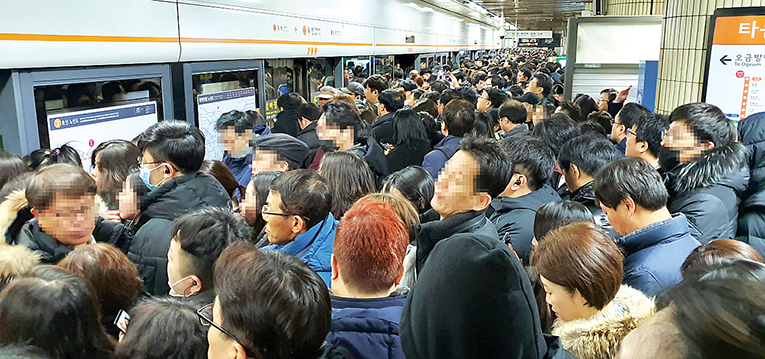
[197,303,243,344]
[610,118,621,126]
[626,128,637,136]
[261,204,310,221]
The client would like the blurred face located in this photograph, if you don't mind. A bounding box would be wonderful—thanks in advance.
[661,120,710,163]
[477,92,492,111]
[239,180,261,226]
[34,194,97,246]
[263,191,300,245]
[539,275,589,322]
[220,127,253,155]
[432,151,484,218]
[316,113,350,149]
[207,297,237,359]
[251,150,287,176]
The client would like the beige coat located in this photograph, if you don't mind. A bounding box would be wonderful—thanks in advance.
[551,285,655,359]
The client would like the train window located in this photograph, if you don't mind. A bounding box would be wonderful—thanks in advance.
[191,69,260,161]
[264,59,303,101]
[374,56,394,78]
[344,57,371,87]
[34,77,163,164]
[307,59,337,103]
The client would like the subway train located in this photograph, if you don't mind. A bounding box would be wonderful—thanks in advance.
[0,0,506,159]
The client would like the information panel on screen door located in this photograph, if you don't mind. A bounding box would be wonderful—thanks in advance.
[706,15,765,124]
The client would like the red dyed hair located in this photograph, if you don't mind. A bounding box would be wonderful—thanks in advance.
[334,199,408,294]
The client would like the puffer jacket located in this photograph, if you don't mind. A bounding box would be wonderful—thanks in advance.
[552,285,655,359]
[664,142,749,244]
[737,112,765,256]
[127,173,230,295]
[569,181,618,238]
[348,137,389,188]
[326,290,408,359]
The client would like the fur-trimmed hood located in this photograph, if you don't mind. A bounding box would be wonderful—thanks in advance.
[551,285,655,359]
[667,142,749,194]
[0,190,28,245]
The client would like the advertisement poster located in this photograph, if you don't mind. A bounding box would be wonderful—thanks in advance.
[47,102,158,166]
[197,87,257,160]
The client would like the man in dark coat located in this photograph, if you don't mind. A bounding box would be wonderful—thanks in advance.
[486,136,561,263]
[595,157,700,297]
[372,89,404,145]
[660,103,749,244]
[272,92,304,137]
[402,137,574,359]
[737,111,765,256]
[128,121,231,295]
[421,100,475,180]
[559,133,622,237]
[296,102,322,168]
[326,199,410,359]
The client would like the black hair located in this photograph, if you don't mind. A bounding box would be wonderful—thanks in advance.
[489,75,506,90]
[593,157,668,211]
[668,102,736,148]
[400,79,418,92]
[24,144,81,171]
[91,140,141,210]
[318,152,374,219]
[382,166,435,214]
[574,95,598,122]
[498,100,527,124]
[170,207,252,290]
[532,113,581,157]
[412,98,439,119]
[429,81,449,94]
[600,88,617,102]
[534,201,594,241]
[618,102,651,130]
[530,72,553,98]
[519,68,532,81]
[298,102,322,122]
[579,121,607,137]
[588,111,614,134]
[0,152,26,192]
[215,110,255,133]
[135,120,205,174]
[442,100,476,137]
[269,169,333,228]
[214,243,331,359]
[412,88,425,100]
[484,87,507,109]
[552,84,564,96]
[634,112,669,158]
[559,134,622,177]
[557,101,583,123]
[0,345,52,359]
[0,268,113,359]
[392,109,430,147]
[501,135,556,191]
[460,135,514,198]
[115,298,207,359]
[456,86,478,106]
[363,75,388,95]
[469,72,488,86]
[276,92,303,111]
[323,101,373,144]
[472,112,496,139]
[378,89,405,113]
[438,88,463,106]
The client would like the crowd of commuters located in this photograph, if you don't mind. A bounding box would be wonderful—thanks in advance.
[1,48,765,359]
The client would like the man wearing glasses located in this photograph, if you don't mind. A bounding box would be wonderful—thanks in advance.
[610,103,650,155]
[260,170,337,287]
[660,102,748,245]
[128,121,231,296]
[624,112,668,170]
[200,242,339,359]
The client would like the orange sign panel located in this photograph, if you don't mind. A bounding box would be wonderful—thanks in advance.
[714,16,765,45]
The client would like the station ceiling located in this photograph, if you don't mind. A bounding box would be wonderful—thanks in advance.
[479,0,587,31]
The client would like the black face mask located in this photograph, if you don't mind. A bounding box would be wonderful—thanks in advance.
[658,147,682,172]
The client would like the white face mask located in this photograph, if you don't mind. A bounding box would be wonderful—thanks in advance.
[168,276,195,298]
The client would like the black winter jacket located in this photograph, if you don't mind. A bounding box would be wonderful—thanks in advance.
[386,140,432,174]
[664,142,749,244]
[569,181,619,238]
[272,108,301,137]
[485,184,561,263]
[348,137,389,187]
[737,113,765,255]
[297,122,321,168]
[12,217,131,264]
[372,113,395,145]
[127,173,230,295]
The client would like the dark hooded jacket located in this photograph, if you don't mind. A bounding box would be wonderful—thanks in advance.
[326,291,407,359]
[348,137,389,187]
[737,113,765,255]
[372,112,395,145]
[569,181,618,238]
[297,122,321,168]
[619,214,700,297]
[12,217,131,264]
[402,210,575,359]
[272,108,301,137]
[485,184,561,263]
[664,142,749,244]
[127,173,230,295]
